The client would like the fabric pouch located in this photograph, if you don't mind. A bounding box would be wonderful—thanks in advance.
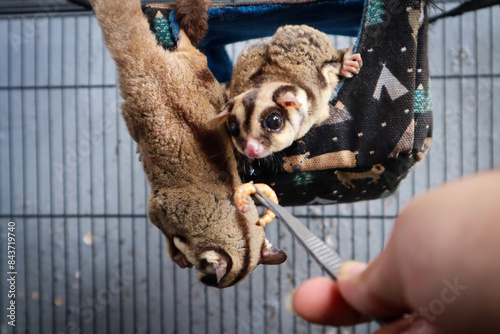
[142,0,432,206]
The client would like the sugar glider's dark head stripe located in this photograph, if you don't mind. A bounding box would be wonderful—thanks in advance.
[243,89,259,132]
[317,67,329,89]
[228,211,252,287]
[249,67,265,86]
[225,99,235,114]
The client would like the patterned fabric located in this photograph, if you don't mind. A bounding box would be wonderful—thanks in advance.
[142,0,432,206]
[154,12,176,49]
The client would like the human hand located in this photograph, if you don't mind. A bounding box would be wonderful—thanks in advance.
[289,169,500,333]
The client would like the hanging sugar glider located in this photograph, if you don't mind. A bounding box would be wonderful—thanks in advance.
[212,25,363,159]
[90,0,286,288]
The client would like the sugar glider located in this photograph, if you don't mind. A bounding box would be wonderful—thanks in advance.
[91,0,286,288]
[213,25,362,159]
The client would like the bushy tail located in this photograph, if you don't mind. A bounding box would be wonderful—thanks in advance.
[175,0,212,46]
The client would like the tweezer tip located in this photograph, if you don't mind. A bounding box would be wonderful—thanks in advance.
[253,188,267,203]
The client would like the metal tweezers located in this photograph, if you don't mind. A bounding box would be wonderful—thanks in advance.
[254,187,389,326]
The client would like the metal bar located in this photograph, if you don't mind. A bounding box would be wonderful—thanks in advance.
[21,17,29,334]
[131,86,137,334]
[350,204,355,334]
[60,15,69,333]
[0,84,118,90]
[34,15,43,334]
[221,278,226,334]
[188,259,193,334]
[116,75,123,334]
[145,164,151,333]
[321,204,326,334]
[0,213,398,220]
[474,8,479,173]
[291,205,297,334]
[0,11,95,19]
[490,7,495,169]
[7,17,13,334]
[277,204,283,334]
[75,16,83,331]
[0,7,89,16]
[101,13,111,333]
[0,20,4,329]
[263,228,268,334]
[160,231,165,334]
[442,8,448,183]
[459,11,464,177]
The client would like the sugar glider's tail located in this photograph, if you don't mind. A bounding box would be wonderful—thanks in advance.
[175,0,212,46]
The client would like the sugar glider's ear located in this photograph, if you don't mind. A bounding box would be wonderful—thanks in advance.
[275,91,302,109]
[261,240,287,265]
[200,251,228,283]
[208,99,234,127]
[208,110,230,127]
[213,261,227,283]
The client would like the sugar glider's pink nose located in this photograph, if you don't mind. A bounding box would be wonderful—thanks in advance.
[245,139,264,158]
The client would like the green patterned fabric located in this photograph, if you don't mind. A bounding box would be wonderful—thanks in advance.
[414,81,433,114]
[365,0,385,26]
[154,12,176,49]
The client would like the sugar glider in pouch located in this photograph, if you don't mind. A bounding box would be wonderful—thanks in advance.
[213,25,362,159]
[91,0,286,288]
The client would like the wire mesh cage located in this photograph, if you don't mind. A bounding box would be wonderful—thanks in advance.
[0,1,499,333]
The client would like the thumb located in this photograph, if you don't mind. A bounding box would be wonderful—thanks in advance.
[337,259,409,319]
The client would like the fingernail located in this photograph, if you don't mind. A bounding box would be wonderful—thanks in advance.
[338,261,368,277]
[285,289,298,316]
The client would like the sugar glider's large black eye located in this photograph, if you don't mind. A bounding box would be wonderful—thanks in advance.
[263,113,283,131]
[227,120,240,137]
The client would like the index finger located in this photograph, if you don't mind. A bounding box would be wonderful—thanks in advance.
[291,276,371,326]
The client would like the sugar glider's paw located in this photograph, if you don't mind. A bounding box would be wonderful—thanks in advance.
[341,45,363,78]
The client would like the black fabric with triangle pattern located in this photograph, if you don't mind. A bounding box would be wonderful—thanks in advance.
[142,0,433,206]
